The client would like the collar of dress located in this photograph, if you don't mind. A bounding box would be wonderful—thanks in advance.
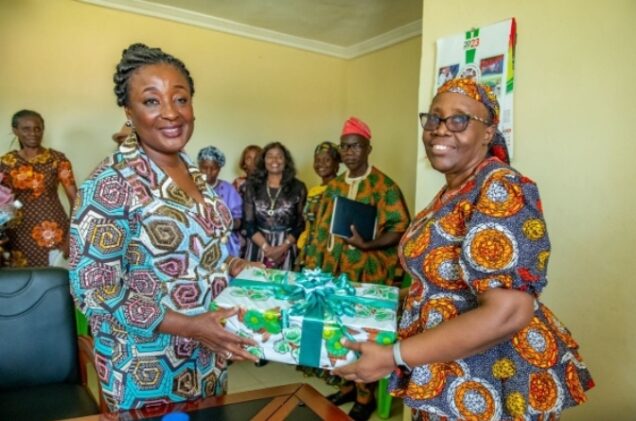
[344,166,372,185]
[116,133,212,209]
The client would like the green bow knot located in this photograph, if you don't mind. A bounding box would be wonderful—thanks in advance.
[231,268,395,367]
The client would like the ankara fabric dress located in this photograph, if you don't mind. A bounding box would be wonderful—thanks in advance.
[305,166,410,285]
[69,137,235,411]
[0,148,76,267]
[389,158,593,420]
[295,184,327,268]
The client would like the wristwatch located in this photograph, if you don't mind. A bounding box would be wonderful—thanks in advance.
[392,342,412,371]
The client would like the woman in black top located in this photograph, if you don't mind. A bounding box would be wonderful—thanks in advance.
[243,142,307,269]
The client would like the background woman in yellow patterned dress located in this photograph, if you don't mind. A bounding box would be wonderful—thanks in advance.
[295,141,340,269]
[334,79,593,420]
[0,109,77,267]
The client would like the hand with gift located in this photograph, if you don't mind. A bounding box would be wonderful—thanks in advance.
[228,257,265,277]
[332,340,396,383]
[158,307,260,363]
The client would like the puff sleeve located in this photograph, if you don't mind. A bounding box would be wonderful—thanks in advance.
[460,169,551,297]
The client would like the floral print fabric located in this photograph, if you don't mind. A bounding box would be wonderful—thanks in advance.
[69,136,234,411]
[0,148,76,266]
[389,158,593,420]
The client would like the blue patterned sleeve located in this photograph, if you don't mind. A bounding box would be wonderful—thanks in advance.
[460,168,551,297]
[69,166,166,338]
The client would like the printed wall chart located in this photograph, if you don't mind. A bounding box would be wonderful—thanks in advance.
[435,18,517,158]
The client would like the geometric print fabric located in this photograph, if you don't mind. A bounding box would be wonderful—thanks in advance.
[70,136,233,410]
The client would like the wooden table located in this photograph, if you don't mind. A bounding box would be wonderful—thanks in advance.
[63,383,350,420]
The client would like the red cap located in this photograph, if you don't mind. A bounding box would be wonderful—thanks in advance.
[341,117,371,140]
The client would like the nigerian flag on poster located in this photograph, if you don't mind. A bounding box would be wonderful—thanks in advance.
[434,18,517,159]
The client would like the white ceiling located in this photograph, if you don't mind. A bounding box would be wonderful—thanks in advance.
[80,0,423,58]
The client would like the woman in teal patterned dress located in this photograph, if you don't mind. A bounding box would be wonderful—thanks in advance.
[69,43,258,411]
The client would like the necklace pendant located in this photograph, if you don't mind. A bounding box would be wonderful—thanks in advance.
[267,209,275,216]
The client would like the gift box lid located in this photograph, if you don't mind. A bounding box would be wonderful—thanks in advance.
[213,267,398,332]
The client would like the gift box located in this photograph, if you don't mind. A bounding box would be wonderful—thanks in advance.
[210,267,398,369]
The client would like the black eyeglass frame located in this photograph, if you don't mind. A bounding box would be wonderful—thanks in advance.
[419,112,492,132]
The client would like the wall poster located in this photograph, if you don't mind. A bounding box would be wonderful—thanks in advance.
[434,18,517,158]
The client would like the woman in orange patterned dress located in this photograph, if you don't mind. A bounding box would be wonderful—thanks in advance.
[334,79,593,420]
[0,110,77,267]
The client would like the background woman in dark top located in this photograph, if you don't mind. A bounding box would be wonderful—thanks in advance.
[243,141,306,269]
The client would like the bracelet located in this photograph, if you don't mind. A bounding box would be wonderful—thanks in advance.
[226,256,239,272]
[392,341,412,371]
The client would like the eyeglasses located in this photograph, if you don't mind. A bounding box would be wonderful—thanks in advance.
[338,143,365,152]
[419,112,491,132]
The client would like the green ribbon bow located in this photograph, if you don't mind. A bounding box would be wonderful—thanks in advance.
[230,268,396,368]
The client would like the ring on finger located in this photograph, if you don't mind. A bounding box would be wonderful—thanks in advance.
[225,351,233,359]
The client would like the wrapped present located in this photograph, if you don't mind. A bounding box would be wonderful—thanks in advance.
[211,267,398,369]
[0,175,19,228]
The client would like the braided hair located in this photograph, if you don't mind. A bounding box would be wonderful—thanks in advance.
[113,43,195,107]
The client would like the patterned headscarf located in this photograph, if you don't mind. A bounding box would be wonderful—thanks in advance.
[197,146,226,167]
[314,141,341,162]
[436,78,510,164]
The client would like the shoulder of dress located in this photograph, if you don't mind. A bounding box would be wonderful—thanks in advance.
[85,155,124,182]
[478,159,536,188]
[0,150,19,163]
[307,185,327,196]
[327,173,347,188]
[370,166,399,186]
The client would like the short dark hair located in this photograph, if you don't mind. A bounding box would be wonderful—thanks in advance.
[11,109,44,129]
[113,43,195,107]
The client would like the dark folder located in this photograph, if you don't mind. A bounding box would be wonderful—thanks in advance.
[330,196,377,242]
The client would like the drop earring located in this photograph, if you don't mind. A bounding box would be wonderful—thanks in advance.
[125,120,133,128]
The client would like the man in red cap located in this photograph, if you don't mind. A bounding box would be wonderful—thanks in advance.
[305,116,410,420]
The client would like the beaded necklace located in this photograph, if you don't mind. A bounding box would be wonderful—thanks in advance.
[266,185,282,216]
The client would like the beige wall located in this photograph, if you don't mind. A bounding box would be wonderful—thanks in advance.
[0,1,421,213]
[345,37,421,211]
[0,0,347,186]
[417,0,636,418]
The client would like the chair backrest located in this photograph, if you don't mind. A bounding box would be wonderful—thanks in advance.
[0,268,80,389]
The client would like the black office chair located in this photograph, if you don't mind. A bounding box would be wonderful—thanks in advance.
[0,267,103,420]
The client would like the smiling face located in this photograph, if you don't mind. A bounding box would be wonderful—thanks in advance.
[423,92,494,187]
[124,63,194,160]
[264,146,285,176]
[313,150,339,182]
[199,159,221,185]
[13,116,44,149]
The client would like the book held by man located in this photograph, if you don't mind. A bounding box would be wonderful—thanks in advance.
[329,195,377,242]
